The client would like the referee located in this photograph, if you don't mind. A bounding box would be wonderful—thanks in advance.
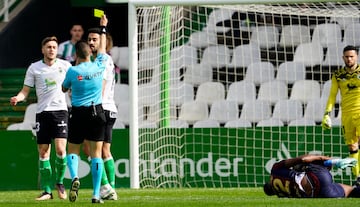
[62,14,108,204]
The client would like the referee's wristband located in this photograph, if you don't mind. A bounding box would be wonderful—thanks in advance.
[100,26,107,34]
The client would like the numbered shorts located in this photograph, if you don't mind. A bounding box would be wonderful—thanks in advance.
[35,110,68,144]
[104,110,116,143]
[341,113,360,145]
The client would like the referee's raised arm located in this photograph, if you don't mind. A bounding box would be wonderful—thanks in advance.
[98,14,108,55]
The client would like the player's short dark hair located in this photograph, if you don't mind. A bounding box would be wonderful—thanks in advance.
[343,45,358,54]
[88,27,102,35]
[41,36,58,47]
[75,40,90,59]
[263,182,275,196]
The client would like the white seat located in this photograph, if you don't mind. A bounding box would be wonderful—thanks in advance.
[275,62,306,85]
[244,62,275,86]
[293,42,323,67]
[170,82,194,106]
[239,100,272,123]
[228,43,261,68]
[224,119,252,128]
[7,103,37,131]
[311,23,342,48]
[304,99,335,122]
[170,45,198,70]
[250,26,279,49]
[278,25,311,48]
[169,119,189,128]
[343,23,360,47]
[111,46,129,70]
[138,82,160,106]
[321,79,340,104]
[114,83,129,106]
[202,8,235,33]
[290,80,321,104]
[138,47,160,70]
[257,80,288,105]
[322,42,346,66]
[178,101,209,124]
[193,119,220,128]
[208,100,239,124]
[117,102,145,126]
[189,31,218,48]
[200,45,231,68]
[288,118,316,126]
[226,80,256,105]
[195,82,225,105]
[146,104,177,122]
[272,99,303,124]
[183,64,213,86]
[256,118,284,127]
[113,119,126,129]
[139,121,157,128]
[330,13,359,30]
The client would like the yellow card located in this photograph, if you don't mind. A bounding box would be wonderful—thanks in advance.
[94,9,104,18]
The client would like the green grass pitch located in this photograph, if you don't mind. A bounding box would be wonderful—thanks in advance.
[1,188,360,207]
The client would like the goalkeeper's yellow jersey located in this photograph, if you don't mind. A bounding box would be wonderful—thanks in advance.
[325,64,360,114]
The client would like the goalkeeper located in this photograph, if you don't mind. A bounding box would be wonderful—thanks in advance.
[263,154,360,198]
[322,45,360,184]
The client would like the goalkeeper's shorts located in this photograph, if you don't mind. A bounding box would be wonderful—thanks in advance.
[342,113,360,145]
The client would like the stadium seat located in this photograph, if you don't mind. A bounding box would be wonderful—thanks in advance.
[195,82,225,105]
[226,80,256,105]
[311,23,342,48]
[292,42,324,67]
[239,100,272,123]
[193,119,220,128]
[289,80,321,104]
[303,99,335,122]
[170,82,194,106]
[117,102,145,126]
[272,99,303,124]
[224,119,252,128]
[322,42,346,67]
[7,103,37,131]
[320,79,341,104]
[244,61,275,86]
[183,64,213,86]
[257,80,288,105]
[278,25,311,48]
[146,104,177,122]
[114,83,129,106]
[202,8,236,33]
[275,62,306,85]
[139,121,158,128]
[227,43,261,68]
[111,46,129,70]
[113,119,126,129]
[189,31,218,48]
[329,12,359,30]
[200,45,231,68]
[256,118,284,127]
[170,45,198,70]
[169,119,189,128]
[138,46,160,70]
[343,23,360,47]
[208,100,239,124]
[138,81,160,106]
[178,101,209,125]
[250,26,280,49]
[288,118,316,126]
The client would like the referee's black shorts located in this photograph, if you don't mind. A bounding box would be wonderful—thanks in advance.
[68,104,106,144]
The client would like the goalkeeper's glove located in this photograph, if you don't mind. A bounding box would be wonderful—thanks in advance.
[321,112,332,130]
[325,158,358,169]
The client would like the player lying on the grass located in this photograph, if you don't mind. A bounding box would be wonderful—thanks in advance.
[263,154,360,198]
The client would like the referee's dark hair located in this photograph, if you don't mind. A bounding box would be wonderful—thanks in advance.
[343,45,358,54]
[75,40,90,59]
[88,27,102,35]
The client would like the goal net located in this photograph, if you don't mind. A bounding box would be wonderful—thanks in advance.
[124,0,360,188]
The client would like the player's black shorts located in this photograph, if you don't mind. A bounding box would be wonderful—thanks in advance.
[104,110,116,143]
[35,110,68,144]
[68,104,106,144]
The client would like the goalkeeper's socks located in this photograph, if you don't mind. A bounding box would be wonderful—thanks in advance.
[55,154,67,184]
[104,157,116,188]
[67,154,79,180]
[39,158,52,193]
[91,157,104,199]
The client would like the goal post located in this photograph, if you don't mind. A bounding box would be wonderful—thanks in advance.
[120,0,360,189]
